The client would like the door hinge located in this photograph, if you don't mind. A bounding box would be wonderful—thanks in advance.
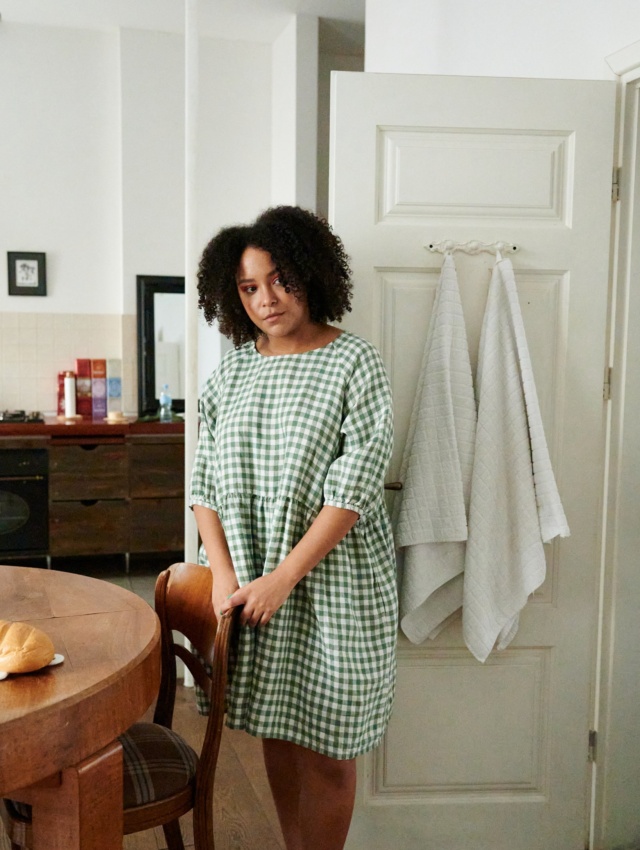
[603,367,612,401]
[588,729,597,763]
[612,166,621,202]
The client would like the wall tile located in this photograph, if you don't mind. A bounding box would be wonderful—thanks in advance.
[0,311,135,414]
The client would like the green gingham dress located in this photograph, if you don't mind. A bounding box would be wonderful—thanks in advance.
[190,331,398,759]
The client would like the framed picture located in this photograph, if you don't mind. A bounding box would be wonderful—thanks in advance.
[8,252,47,296]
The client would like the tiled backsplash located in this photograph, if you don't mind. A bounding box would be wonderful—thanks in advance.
[0,312,138,414]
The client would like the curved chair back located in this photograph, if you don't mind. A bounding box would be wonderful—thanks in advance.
[154,562,239,850]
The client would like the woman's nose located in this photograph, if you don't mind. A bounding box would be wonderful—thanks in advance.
[262,287,277,305]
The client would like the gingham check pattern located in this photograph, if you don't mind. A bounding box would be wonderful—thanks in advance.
[190,332,398,759]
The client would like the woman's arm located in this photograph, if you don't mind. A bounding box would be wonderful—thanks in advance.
[192,504,239,616]
[222,505,358,627]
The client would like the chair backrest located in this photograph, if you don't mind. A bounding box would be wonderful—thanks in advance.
[153,562,238,848]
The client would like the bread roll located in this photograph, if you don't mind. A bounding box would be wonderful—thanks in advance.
[0,619,55,674]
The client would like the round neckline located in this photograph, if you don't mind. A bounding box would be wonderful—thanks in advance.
[252,330,346,359]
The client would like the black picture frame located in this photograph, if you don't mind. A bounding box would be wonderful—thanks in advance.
[8,252,47,296]
[136,275,185,417]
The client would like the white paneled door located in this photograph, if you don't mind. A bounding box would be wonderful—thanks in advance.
[329,73,615,850]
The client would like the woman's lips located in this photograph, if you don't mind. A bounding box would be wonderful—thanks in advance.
[265,313,284,322]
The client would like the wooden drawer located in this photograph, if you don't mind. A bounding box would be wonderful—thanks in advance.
[129,443,184,499]
[49,500,129,556]
[50,444,128,501]
[130,498,184,553]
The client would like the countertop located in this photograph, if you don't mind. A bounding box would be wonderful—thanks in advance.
[0,417,185,439]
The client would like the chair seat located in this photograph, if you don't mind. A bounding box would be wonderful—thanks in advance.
[5,721,198,820]
[121,722,199,807]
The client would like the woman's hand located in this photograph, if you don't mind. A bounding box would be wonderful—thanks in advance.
[221,506,358,627]
[212,568,239,622]
[222,571,295,627]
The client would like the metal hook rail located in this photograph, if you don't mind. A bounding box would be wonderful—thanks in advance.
[426,240,519,256]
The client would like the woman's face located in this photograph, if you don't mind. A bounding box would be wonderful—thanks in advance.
[236,247,312,341]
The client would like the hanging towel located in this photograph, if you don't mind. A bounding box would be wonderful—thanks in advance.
[394,253,477,643]
[462,257,570,663]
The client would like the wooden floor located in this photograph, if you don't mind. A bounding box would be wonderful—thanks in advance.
[0,556,286,850]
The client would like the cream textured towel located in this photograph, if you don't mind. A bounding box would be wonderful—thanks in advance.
[394,254,477,643]
[462,257,570,663]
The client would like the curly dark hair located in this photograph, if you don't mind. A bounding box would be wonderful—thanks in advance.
[197,206,353,347]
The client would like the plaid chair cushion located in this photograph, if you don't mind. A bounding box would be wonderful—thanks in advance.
[5,722,198,819]
[120,722,198,807]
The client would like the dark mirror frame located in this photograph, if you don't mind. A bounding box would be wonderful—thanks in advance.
[136,275,185,417]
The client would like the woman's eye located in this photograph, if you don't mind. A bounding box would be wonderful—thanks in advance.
[242,285,257,294]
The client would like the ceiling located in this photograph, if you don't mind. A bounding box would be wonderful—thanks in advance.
[0,0,366,44]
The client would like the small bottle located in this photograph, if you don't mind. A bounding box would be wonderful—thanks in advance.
[159,384,172,422]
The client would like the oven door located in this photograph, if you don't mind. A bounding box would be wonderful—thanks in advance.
[0,450,48,555]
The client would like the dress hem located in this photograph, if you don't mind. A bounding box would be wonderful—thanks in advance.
[225,717,387,761]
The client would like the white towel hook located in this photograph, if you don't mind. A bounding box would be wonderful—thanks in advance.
[426,240,519,256]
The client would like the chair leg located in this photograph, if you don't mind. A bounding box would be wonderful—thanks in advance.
[162,819,185,850]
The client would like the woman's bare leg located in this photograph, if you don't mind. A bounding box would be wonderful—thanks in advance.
[297,745,356,850]
[262,738,303,850]
[262,739,356,850]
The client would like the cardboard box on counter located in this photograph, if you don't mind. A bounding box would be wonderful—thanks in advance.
[75,358,92,418]
[107,358,122,413]
[91,359,107,419]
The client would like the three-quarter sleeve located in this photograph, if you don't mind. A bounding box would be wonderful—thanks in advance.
[323,346,393,519]
[189,368,221,513]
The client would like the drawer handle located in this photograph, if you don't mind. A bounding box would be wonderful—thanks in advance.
[0,475,46,482]
[80,499,99,507]
[80,445,99,451]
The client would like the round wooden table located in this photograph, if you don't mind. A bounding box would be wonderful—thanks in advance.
[0,565,161,850]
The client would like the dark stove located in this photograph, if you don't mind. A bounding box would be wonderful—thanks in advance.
[0,410,45,424]
[0,445,49,555]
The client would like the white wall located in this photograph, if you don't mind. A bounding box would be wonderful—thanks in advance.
[120,25,273,316]
[118,27,272,388]
[0,22,121,314]
[197,34,272,386]
[0,20,272,410]
[365,0,640,79]
[120,29,185,315]
[271,14,319,208]
[197,37,272,248]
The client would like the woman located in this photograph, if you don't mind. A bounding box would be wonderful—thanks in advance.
[190,206,397,850]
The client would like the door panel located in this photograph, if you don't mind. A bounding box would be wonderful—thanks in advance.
[329,72,615,850]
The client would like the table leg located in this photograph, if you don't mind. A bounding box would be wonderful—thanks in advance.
[18,740,123,850]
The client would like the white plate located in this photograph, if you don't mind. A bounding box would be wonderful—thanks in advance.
[0,654,64,679]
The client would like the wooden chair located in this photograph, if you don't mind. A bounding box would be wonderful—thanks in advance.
[1,561,238,850]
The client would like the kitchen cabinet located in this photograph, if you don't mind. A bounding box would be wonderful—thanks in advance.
[0,420,184,563]
[49,443,128,501]
[50,432,184,559]
[50,498,130,556]
[128,436,184,553]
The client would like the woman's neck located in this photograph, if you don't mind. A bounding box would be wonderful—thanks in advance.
[256,324,342,356]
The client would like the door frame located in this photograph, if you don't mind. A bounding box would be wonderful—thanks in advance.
[592,39,640,850]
